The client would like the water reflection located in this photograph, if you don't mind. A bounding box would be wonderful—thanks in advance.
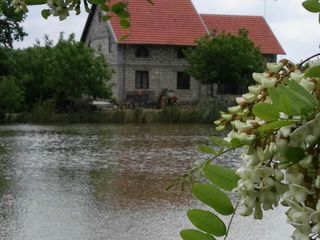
[0,124,291,240]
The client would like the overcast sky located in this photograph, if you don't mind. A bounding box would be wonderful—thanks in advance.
[14,0,320,63]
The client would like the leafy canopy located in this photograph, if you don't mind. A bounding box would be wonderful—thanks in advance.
[8,34,113,111]
[185,29,265,94]
[0,0,27,48]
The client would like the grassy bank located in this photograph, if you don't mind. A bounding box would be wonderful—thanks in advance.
[1,96,232,124]
[1,107,210,124]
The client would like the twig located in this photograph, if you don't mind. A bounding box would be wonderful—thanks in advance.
[299,53,320,67]
[224,200,240,240]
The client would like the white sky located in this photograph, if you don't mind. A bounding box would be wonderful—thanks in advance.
[14,0,320,63]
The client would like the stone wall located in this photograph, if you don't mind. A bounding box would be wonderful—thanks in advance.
[117,44,203,103]
[82,8,120,99]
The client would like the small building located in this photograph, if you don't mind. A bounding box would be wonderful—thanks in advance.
[81,0,285,103]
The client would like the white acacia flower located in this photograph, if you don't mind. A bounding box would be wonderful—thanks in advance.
[239,205,253,217]
[233,120,251,133]
[248,85,263,94]
[290,72,304,82]
[299,155,313,169]
[252,72,264,83]
[221,113,233,121]
[216,125,226,132]
[242,93,257,103]
[236,97,246,105]
[228,105,242,113]
[274,169,284,181]
[267,62,284,73]
[261,77,277,88]
[315,176,320,189]
[279,126,292,138]
[291,223,312,240]
[289,184,311,203]
[300,78,315,92]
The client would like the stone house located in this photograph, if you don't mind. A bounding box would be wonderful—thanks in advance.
[81,0,285,104]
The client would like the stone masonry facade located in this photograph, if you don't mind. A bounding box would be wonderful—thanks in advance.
[83,8,278,103]
[83,8,206,103]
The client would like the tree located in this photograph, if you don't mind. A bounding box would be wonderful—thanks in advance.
[10,34,113,111]
[0,76,24,113]
[0,0,27,48]
[185,29,265,95]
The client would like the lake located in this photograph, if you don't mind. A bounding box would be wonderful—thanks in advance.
[0,124,292,240]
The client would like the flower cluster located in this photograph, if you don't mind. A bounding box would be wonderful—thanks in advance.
[215,60,320,240]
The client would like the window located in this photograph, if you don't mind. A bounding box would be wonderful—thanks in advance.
[177,72,190,90]
[135,46,149,58]
[135,71,149,89]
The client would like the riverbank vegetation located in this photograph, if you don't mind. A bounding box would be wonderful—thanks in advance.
[0,34,113,120]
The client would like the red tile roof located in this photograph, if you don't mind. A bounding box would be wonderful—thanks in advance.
[200,14,285,54]
[110,0,207,46]
[108,0,285,55]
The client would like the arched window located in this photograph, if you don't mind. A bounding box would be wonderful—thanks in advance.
[135,46,149,58]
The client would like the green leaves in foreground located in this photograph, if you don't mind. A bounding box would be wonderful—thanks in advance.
[181,137,239,240]
[187,209,226,236]
[204,164,239,191]
[180,229,215,240]
[252,79,319,134]
[192,183,234,215]
[305,65,320,78]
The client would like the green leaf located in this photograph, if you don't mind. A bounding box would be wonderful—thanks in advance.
[252,103,279,121]
[208,136,230,148]
[303,0,320,13]
[120,19,130,28]
[180,229,215,240]
[91,0,106,5]
[111,2,126,13]
[230,138,243,148]
[101,15,111,22]
[258,120,296,133]
[99,4,110,12]
[286,80,318,108]
[197,145,217,155]
[187,209,226,236]
[116,9,129,18]
[203,164,239,191]
[41,9,51,19]
[305,65,320,78]
[192,183,234,215]
[281,147,306,165]
[268,87,280,106]
[25,0,47,5]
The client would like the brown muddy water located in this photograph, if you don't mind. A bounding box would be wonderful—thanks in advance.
[0,124,292,240]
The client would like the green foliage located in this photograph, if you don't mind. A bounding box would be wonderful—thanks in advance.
[13,0,134,25]
[185,30,265,94]
[9,34,113,112]
[203,164,239,191]
[180,136,240,240]
[0,0,27,48]
[302,0,320,23]
[180,229,215,240]
[0,76,24,113]
[187,209,226,236]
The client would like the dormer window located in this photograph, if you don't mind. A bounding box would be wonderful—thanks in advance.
[135,46,149,58]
